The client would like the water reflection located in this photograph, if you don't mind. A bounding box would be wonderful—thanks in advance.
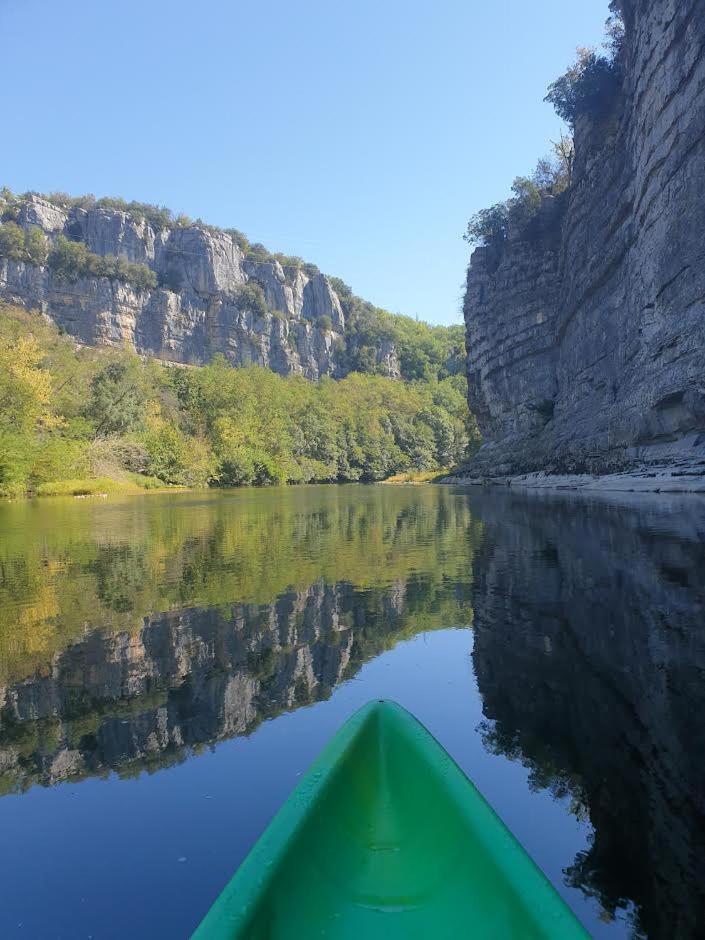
[466,489,705,939]
[2,486,705,938]
[0,487,479,795]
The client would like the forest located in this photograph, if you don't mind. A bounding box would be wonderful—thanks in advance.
[0,303,478,497]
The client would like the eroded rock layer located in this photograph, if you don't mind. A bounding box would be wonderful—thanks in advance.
[0,197,398,380]
[464,0,705,475]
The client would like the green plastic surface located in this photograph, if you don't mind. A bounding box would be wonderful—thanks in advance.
[192,700,590,938]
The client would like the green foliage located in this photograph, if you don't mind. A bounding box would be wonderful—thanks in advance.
[42,193,173,230]
[0,303,477,497]
[225,228,250,252]
[341,300,465,382]
[0,222,48,264]
[273,253,304,270]
[464,204,510,249]
[464,11,625,250]
[0,221,25,261]
[544,10,624,128]
[244,242,272,264]
[544,48,621,128]
[464,138,575,248]
[85,359,145,437]
[47,236,157,290]
[142,411,215,486]
[234,282,267,318]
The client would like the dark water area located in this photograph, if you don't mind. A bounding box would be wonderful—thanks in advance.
[0,485,704,939]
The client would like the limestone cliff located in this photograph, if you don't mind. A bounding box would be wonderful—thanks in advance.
[464,0,705,476]
[0,195,398,380]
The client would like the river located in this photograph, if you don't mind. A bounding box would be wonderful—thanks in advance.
[0,485,703,938]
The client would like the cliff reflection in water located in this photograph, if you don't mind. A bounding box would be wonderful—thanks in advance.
[0,487,479,795]
[468,490,705,940]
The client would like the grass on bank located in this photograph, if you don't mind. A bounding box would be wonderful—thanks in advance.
[34,474,172,497]
[383,468,450,484]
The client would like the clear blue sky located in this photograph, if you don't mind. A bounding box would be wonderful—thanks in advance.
[1,0,609,325]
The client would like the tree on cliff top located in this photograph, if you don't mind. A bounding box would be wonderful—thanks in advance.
[544,9,624,128]
[463,140,572,248]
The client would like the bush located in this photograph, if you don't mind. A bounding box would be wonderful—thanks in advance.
[545,47,622,128]
[47,236,157,290]
[317,315,333,332]
[464,204,510,248]
[143,417,214,486]
[464,139,574,249]
[0,223,48,264]
[273,253,303,270]
[244,242,272,264]
[0,222,25,261]
[234,282,267,318]
[85,360,145,437]
[225,229,250,252]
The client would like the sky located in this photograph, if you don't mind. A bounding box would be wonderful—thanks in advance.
[0,0,610,325]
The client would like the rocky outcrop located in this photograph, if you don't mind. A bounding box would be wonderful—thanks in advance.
[0,197,381,379]
[464,0,705,476]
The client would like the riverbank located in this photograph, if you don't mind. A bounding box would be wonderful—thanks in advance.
[443,466,705,494]
[30,476,185,498]
[8,469,454,500]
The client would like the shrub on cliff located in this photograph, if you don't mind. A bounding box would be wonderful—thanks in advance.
[0,222,27,261]
[463,176,542,248]
[544,47,622,128]
[545,9,624,128]
[234,282,268,318]
[0,222,48,265]
[464,137,574,249]
[47,236,157,290]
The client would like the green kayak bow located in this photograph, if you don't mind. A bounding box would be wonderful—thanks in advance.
[193,700,589,939]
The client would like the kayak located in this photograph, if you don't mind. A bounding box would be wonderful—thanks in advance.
[192,700,589,939]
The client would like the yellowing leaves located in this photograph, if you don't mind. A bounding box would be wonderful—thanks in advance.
[0,333,61,433]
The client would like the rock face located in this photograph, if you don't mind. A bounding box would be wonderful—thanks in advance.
[464,0,705,475]
[0,198,387,379]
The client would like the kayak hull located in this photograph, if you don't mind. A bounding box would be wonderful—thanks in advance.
[192,700,589,939]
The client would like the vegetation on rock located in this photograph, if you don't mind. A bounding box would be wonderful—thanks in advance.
[465,6,624,249]
[46,235,157,289]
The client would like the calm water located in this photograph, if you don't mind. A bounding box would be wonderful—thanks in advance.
[1,485,704,939]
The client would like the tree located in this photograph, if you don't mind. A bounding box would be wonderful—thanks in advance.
[0,222,26,261]
[24,226,48,265]
[85,359,145,437]
[463,203,510,248]
[234,282,267,318]
[544,47,621,128]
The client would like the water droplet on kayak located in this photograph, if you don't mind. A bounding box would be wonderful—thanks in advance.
[177,857,187,863]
